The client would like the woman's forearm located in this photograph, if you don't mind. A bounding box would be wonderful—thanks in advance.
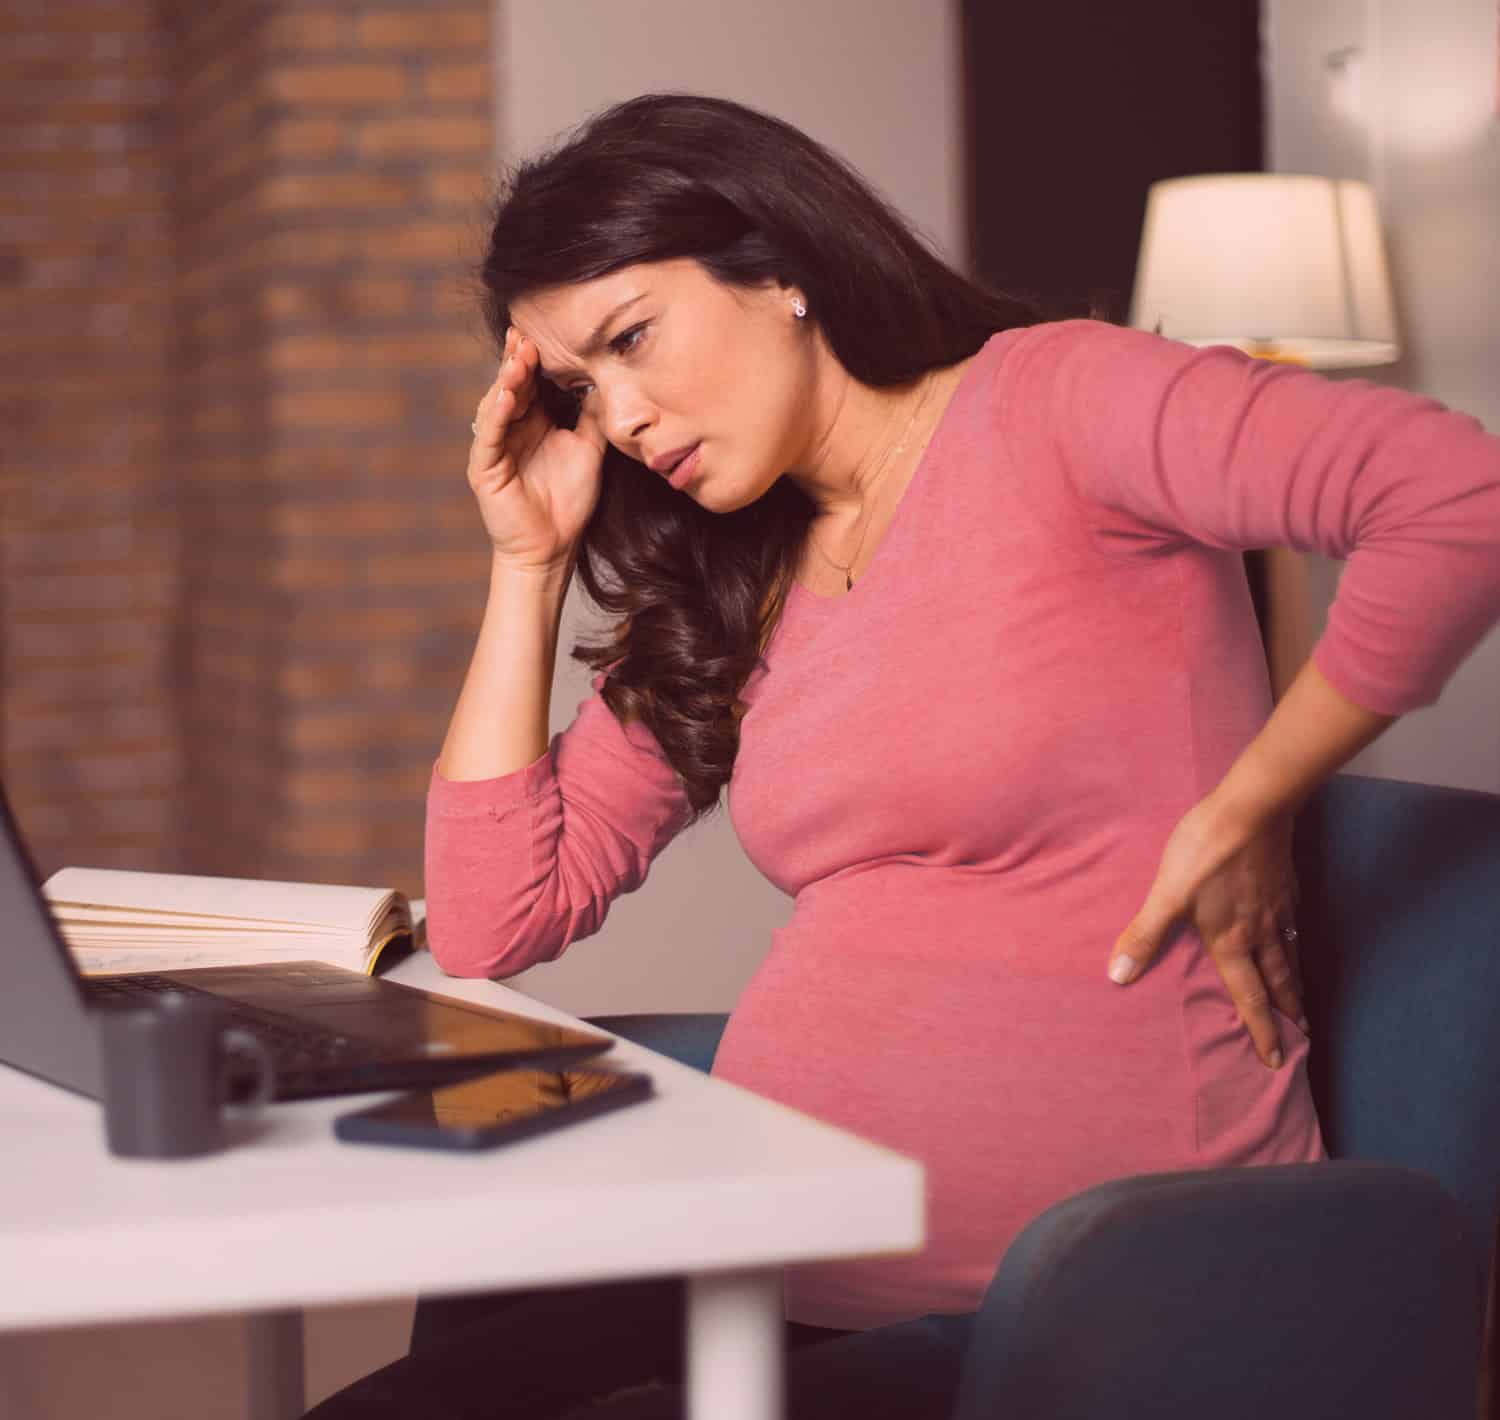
[436,555,574,782]
[1213,657,1395,830]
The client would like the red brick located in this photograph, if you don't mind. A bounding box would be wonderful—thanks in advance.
[269,387,412,429]
[273,329,485,372]
[423,169,492,208]
[261,10,349,52]
[353,11,488,51]
[419,61,491,104]
[284,763,433,807]
[265,63,409,107]
[259,171,419,213]
[272,498,431,541]
[0,8,160,35]
[264,116,348,162]
[355,114,492,160]
[262,276,414,325]
[259,225,373,268]
[288,706,447,755]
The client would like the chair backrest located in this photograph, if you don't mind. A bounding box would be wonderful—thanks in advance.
[949,772,1498,1420]
[1293,771,1500,1278]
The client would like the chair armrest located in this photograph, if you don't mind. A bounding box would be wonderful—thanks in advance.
[952,1161,1483,1420]
[582,1012,729,1075]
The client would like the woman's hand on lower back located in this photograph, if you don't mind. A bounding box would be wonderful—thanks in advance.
[1106,791,1307,1069]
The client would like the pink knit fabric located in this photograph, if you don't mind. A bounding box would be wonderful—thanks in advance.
[425,319,1500,1328]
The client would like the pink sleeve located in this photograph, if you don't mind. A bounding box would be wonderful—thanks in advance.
[1015,319,1500,716]
[423,670,694,978]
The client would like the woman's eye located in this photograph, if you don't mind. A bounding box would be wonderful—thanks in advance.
[612,322,647,357]
[568,323,648,401]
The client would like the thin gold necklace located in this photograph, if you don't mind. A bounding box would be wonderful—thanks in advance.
[809,371,937,591]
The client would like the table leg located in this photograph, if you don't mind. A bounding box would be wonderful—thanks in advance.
[245,1308,305,1420]
[685,1269,785,1420]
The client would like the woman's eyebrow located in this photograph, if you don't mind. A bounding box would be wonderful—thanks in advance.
[534,293,648,383]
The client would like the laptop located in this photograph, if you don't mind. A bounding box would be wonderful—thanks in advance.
[0,787,615,1102]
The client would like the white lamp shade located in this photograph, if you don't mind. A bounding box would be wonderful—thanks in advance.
[1129,173,1400,369]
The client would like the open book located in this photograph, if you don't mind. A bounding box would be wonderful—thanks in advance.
[41,867,426,977]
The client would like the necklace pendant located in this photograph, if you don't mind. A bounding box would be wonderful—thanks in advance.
[845,572,854,591]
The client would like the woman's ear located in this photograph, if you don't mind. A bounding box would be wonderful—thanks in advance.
[772,276,805,309]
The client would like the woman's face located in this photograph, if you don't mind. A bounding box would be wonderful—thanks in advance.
[510,258,821,508]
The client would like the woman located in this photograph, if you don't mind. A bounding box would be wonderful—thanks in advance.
[306,92,1500,1418]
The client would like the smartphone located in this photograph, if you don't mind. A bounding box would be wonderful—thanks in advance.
[333,1064,654,1151]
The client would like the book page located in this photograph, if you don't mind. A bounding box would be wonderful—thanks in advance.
[43,867,393,932]
[44,868,414,976]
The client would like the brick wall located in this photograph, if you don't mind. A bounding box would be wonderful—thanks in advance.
[4,0,497,897]
[1,0,180,872]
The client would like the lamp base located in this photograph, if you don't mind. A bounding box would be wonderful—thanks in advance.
[1244,340,1311,366]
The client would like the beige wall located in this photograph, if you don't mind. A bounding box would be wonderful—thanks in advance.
[1265,0,1500,792]
[496,0,968,1018]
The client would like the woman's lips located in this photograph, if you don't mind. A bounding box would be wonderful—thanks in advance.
[667,443,702,490]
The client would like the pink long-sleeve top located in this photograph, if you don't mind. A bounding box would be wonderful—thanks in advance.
[424,319,1500,1330]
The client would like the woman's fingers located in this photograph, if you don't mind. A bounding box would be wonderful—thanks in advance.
[1213,945,1284,1069]
[470,329,535,469]
[1258,933,1306,1031]
[474,384,512,450]
[470,341,512,458]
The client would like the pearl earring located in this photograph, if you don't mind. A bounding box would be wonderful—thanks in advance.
[792,296,807,318]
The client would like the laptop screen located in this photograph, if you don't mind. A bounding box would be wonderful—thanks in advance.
[0,785,102,1098]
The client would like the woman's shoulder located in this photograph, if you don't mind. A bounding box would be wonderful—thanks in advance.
[990,315,1160,360]
[979,317,1214,422]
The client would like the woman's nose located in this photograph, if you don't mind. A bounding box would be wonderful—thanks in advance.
[600,386,653,451]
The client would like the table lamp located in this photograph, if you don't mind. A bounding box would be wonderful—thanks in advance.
[1128,172,1400,369]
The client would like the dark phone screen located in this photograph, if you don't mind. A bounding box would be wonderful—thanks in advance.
[358,1066,650,1132]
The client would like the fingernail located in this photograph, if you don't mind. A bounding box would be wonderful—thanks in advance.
[1269,1049,1283,1069]
[1297,1016,1311,1035]
[1108,955,1135,985]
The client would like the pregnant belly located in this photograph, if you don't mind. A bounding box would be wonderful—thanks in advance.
[710,888,1322,1324]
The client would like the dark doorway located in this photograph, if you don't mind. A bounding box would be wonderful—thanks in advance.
[962,0,1264,323]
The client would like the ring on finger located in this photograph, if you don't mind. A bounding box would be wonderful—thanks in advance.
[1280,923,1299,946]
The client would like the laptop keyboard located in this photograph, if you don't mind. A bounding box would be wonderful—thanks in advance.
[82,973,388,1080]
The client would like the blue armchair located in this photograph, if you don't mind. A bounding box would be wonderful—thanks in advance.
[589,772,1500,1420]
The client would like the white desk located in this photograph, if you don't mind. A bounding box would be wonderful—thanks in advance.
[0,955,924,1420]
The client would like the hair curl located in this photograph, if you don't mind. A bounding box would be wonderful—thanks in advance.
[474,91,1079,827]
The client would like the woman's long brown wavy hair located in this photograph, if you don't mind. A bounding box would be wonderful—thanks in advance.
[474,92,1063,828]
